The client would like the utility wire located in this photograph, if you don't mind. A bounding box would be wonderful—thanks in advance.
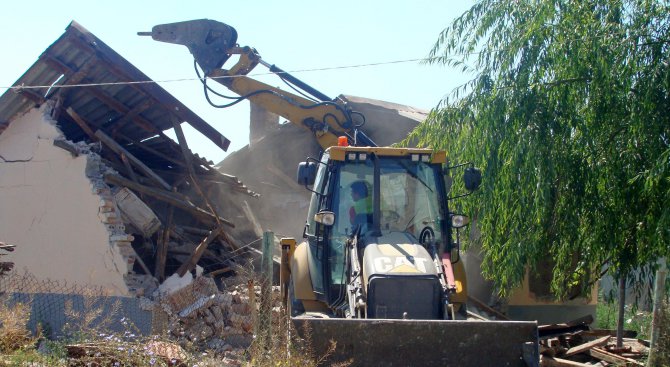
[2,27,664,92]
[0,57,440,91]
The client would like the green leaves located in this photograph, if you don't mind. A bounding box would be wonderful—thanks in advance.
[412,0,670,297]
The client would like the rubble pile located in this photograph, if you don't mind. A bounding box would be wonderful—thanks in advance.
[538,315,650,366]
[153,276,261,358]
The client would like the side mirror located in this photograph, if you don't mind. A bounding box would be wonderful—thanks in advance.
[314,211,335,226]
[463,167,482,192]
[297,162,317,186]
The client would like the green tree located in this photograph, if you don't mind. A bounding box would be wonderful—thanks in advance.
[411,0,669,302]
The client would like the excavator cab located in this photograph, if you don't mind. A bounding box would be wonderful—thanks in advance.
[297,147,462,317]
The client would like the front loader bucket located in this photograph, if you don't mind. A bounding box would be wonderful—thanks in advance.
[292,318,539,367]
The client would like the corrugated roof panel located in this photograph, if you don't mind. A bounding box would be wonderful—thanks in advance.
[0,21,230,153]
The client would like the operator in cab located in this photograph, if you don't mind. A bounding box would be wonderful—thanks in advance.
[349,180,373,232]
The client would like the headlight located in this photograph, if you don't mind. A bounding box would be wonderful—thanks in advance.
[451,214,469,228]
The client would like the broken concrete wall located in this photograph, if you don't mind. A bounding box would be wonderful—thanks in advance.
[0,105,133,295]
[340,95,427,147]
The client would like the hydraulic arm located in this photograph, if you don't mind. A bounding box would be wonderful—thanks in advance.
[140,19,376,149]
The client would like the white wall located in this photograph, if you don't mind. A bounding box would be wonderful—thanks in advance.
[0,106,129,295]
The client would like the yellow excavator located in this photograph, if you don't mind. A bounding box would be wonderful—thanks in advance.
[141,19,539,366]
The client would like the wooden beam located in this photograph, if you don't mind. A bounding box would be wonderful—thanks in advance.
[52,140,79,157]
[168,229,224,260]
[103,173,234,227]
[16,88,46,105]
[171,118,239,250]
[467,295,510,320]
[177,225,211,236]
[206,267,233,277]
[540,356,592,367]
[111,100,154,134]
[589,347,644,366]
[87,87,159,135]
[155,203,174,281]
[119,153,139,183]
[176,226,223,277]
[564,335,610,357]
[95,130,171,190]
[170,119,198,177]
[133,253,153,277]
[65,107,98,141]
[114,132,187,168]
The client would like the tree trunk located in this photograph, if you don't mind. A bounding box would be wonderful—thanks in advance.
[616,274,626,348]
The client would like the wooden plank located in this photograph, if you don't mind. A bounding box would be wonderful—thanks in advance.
[564,335,610,357]
[53,140,79,157]
[176,226,223,277]
[65,107,97,141]
[177,225,211,236]
[590,347,644,366]
[467,295,510,320]
[95,130,171,190]
[115,132,187,168]
[111,100,154,133]
[132,252,152,277]
[155,203,174,281]
[215,226,240,251]
[540,356,591,367]
[206,267,233,277]
[120,153,139,183]
[16,88,46,105]
[171,118,239,251]
[103,173,234,227]
[168,230,222,261]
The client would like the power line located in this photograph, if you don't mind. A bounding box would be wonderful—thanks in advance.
[0,57,439,91]
[2,26,662,92]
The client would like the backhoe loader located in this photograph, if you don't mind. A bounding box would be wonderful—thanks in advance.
[141,19,539,366]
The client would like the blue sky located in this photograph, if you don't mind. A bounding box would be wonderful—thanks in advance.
[1,0,474,162]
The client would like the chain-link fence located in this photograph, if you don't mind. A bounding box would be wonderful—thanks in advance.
[0,269,259,352]
[0,272,155,338]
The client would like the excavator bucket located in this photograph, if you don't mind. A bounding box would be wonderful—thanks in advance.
[292,317,539,367]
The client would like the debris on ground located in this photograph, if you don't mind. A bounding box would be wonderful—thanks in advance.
[538,315,649,366]
[151,276,267,359]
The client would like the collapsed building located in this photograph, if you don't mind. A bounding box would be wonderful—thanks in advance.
[0,21,256,298]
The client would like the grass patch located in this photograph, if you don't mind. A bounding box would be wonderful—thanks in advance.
[596,293,653,339]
